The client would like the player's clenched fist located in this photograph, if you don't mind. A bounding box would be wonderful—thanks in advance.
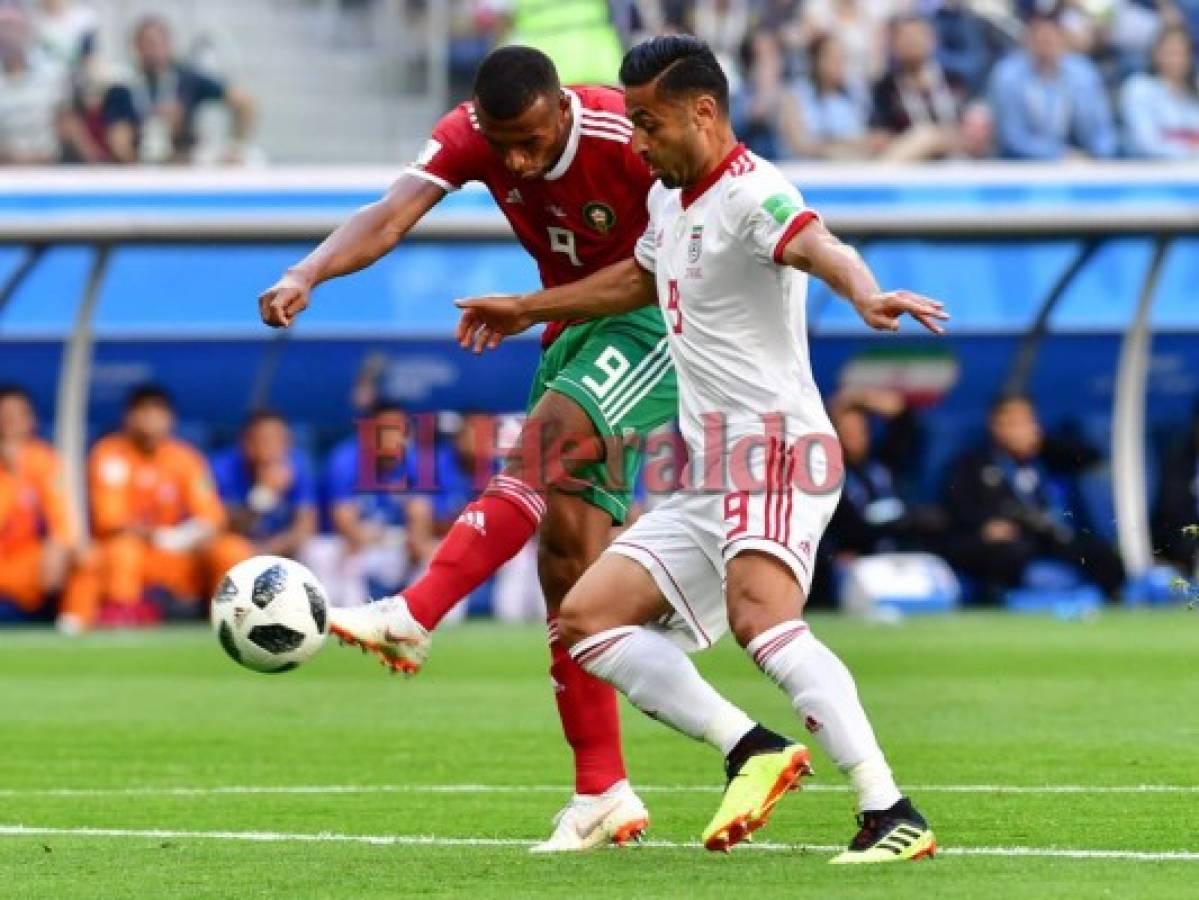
[258,271,314,328]
[454,294,534,354]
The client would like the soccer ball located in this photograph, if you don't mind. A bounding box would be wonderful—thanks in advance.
[211,555,329,673]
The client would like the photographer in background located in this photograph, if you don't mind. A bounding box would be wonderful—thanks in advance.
[1152,401,1199,576]
[826,386,945,559]
[0,2,67,164]
[88,385,247,626]
[211,412,316,562]
[108,15,255,164]
[942,394,1124,602]
[0,385,95,626]
[305,401,437,608]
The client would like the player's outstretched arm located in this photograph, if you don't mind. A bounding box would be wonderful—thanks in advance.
[258,175,445,328]
[779,219,949,335]
[454,258,657,353]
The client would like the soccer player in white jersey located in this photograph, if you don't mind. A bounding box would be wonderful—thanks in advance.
[456,36,948,863]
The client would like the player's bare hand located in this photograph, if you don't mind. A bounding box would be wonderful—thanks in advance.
[454,294,534,354]
[856,290,948,335]
[258,271,314,328]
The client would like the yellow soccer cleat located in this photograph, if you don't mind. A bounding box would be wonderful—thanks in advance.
[701,743,813,852]
[828,798,936,864]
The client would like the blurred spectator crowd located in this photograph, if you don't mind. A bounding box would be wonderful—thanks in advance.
[452,0,1199,161]
[0,0,256,165]
[5,0,1199,165]
[3,372,1198,630]
[0,379,545,632]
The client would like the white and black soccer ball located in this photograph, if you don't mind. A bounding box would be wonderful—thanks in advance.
[211,556,329,673]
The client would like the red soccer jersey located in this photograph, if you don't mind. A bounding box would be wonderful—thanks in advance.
[404,86,655,347]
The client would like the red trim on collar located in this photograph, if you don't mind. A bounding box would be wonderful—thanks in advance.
[681,143,751,210]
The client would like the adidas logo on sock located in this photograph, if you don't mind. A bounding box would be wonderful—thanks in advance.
[458,509,486,535]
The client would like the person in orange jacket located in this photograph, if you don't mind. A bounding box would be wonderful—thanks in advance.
[87,385,251,626]
[0,385,96,625]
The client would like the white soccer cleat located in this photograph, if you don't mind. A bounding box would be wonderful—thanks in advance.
[329,594,430,675]
[530,781,650,853]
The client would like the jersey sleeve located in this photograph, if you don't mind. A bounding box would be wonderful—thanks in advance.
[88,441,132,536]
[181,449,226,529]
[34,447,78,545]
[324,442,360,506]
[290,453,318,508]
[633,184,662,273]
[208,451,241,505]
[722,168,820,266]
[402,105,484,193]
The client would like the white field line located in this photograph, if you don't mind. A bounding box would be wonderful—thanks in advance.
[0,825,1196,862]
[0,783,1197,798]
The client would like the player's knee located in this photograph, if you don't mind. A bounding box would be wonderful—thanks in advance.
[556,594,599,650]
[725,552,806,646]
[103,533,145,569]
[725,583,799,648]
[537,537,590,611]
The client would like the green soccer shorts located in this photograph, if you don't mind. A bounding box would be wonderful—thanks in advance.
[527,306,678,524]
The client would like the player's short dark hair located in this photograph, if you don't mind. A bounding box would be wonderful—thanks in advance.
[989,392,1033,418]
[370,397,407,418]
[125,383,173,412]
[473,45,561,120]
[890,12,932,34]
[619,35,729,113]
[1026,10,1062,29]
[133,13,171,41]
[242,410,288,434]
[0,383,32,407]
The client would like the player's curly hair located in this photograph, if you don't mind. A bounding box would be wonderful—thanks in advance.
[619,35,729,113]
[473,46,560,121]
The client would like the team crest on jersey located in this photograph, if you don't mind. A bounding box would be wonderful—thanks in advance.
[687,225,704,263]
[582,202,616,234]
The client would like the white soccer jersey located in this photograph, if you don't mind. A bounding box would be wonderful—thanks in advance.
[609,145,843,651]
[634,144,833,450]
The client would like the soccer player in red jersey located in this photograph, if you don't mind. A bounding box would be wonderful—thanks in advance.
[259,46,792,852]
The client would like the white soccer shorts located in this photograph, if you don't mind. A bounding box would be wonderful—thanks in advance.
[609,434,840,651]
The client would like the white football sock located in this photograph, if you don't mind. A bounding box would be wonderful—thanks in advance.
[571,626,755,755]
[747,620,902,812]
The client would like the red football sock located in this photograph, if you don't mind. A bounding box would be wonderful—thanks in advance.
[548,615,628,795]
[404,475,545,630]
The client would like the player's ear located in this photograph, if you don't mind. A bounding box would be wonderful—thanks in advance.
[693,94,718,129]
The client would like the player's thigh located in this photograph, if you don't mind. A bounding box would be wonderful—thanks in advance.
[505,385,602,485]
[145,547,204,599]
[607,493,729,652]
[721,439,841,644]
[0,544,46,608]
[556,551,672,649]
[549,312,675,444]
[536,311,677,525]
[537,488,614,610]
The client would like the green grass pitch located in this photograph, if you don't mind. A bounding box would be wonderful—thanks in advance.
[1,610,1197,898]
